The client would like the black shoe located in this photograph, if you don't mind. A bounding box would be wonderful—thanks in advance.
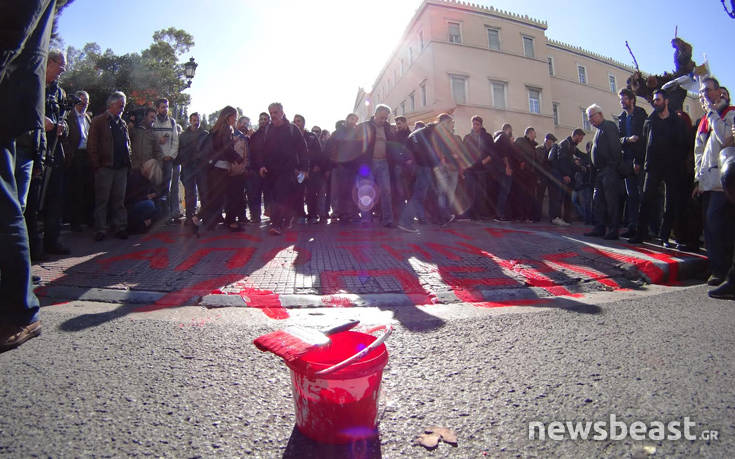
[94,232,105,242]
[707,274,725,286]
[584,230,605,237]
[661,241,676,249]
[70,224,83,233]
[603,231,618,240]
[115,230,128,240]
[45,244,70,255]
[676,243,698,252]
[708,281,735,300]
[620,229,635,239]
[627,233,648,244]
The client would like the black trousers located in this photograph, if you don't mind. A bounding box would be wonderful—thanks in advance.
[66,149,94,227]
[636,169,684,241]
[592,167,623,232]
[270,171,297,229]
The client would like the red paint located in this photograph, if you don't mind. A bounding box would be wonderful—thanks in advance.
[97,248,169,270]
[234,286,289,319]
[582,246,666,284]
[136,274,243,312]
[322,296,354,307]
[339,245,372,263]
[380,243,433,262]
[454,242,573,296]
[473,298,552,308]
[425,242,464,261]
[438,265,517,303]
[484,228,531,238]
[320,269,432,304]
[440,228,475,240]
[543,252,621,289]
[174,247,255,272]
[198,233,261,244]
[621,245,683,285]
[142,232,183,244]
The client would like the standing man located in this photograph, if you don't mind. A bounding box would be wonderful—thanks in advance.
[585,104,623,239]
[152,98,181,223]
[259,103,307,235]
[63,90,93,232]
[292,114,318,223]
[0,0,57,351]
[617,88,648,238]
[390,116,412,220]
[512,127,538,222]
[548,129,585,226]
[533,133,557,222]
[248,112,270,224]
[628,90,688,245]
[178,112,208,226]
[462,116,494,219]
[88,91,132,241]
[328,114,360,222]
[295,114,329,223]
[492,123,514,222]
[397,113,456,232]
[694,77,735,286]
[355,105,394,227]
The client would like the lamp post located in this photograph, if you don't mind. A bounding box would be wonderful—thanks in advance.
[183,57,198,88]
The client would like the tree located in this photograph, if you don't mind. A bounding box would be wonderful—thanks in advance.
[60,28,195,124]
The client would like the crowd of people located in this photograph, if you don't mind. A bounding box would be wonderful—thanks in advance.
[3,25,735,351]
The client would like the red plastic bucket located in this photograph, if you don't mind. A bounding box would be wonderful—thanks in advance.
[285,329,390,444]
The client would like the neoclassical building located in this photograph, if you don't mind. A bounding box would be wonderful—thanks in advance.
[354,0,703,137]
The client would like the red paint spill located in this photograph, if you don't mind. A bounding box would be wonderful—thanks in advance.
[582,246,666,284]
[97,248,169,270]
[320,269,433,304]
[136,274,243,312]
[339,245,372,263]
[622,245,684,285]
[543,252,621,289]
[198,233,261,244]
[322,296,354,307]
[380,243,433,262]
[439,228,474,240]
[473,298,552,308]
[174,247,255,272]
[234,287,289,319]
[484,228,531,238]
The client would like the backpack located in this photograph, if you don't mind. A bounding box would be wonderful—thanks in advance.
[197,131,215,165]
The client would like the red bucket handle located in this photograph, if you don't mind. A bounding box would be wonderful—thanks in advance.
[314,325,393,376]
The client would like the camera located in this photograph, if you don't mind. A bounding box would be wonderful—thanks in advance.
[59,93,82,111]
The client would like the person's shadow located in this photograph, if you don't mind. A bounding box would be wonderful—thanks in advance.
[282,426,381,459]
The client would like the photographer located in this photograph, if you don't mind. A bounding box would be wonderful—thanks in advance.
[24,49,72,258]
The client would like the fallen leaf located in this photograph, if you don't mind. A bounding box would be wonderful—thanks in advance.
[425,426,458,445]
[414,432,441,449]
[631,445,657,458]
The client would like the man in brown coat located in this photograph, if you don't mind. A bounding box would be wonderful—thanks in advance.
[87,91,132,241]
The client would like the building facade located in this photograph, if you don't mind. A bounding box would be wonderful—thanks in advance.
[354,0,703,137]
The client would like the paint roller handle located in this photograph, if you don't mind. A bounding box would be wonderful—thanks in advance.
[321,320,360,336]
[314,325,394,376]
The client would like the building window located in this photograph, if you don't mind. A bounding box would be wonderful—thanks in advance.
[419,31,424,49]
[401,58,406,75]
[420,82,427,106]
[528,88,541,114]
[450,75,467,104]
[552,102,560,126]
[401,100,406,115]
[448,22,462,44]
[409,92,415,112]
[608,74,616,93]
[394,69,398,85]
[582,109,591,131]
[491,81,506,109]
[523,36,535,58]
[578,65,587,85]
[487,28,500,51]
[409,47,414,65]
[547,57,554,76]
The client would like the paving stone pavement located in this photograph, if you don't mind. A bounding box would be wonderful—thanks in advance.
[33,219,709,320]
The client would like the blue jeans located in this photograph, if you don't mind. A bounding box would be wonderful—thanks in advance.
[372,159,393,224]
[127,199,157,234]
[14,143,34,212]
[161,159,181,218]
[704,191,735,277]
[246,172,263,221]
[494,170,512,219]
[1,139,40,325]
[572,187,594,224]
[400,165,446,226]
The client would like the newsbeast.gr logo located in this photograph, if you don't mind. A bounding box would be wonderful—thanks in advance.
[528,415,719,441]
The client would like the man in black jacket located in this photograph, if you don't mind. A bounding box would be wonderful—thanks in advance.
[585,104,624,239]
[549,129,585,226]
[628,90,689,245]
[355,105,394,226]
[492,124,515,222]
[390,116,412,220]
[618,88,648,237]
[462,116,495,219]
[294,114,326,223]
[248,112,270,224]
[178,112,208,225]
[258,103,307,235]
[327,114,360,222]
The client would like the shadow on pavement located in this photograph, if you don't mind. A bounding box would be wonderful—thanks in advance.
[282,425,381,459]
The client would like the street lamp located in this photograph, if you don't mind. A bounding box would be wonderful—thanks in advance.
[183,57,198,88]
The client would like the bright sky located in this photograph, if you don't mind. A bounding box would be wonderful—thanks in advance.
[57,0,734,131]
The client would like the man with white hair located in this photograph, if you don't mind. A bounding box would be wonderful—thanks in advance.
[87,91,132,241]
[584,104,624,240]
[355,104,395,227]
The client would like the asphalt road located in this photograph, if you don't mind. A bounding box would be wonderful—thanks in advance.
[1,283,733,458]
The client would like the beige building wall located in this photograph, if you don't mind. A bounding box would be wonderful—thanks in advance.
[356,0,704,139]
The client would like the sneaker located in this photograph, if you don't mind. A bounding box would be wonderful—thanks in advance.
[551,217,571,227]
[0,320,41,353]
[707,274,725,286]
[397,224,419,233]
[708,281,735,300]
